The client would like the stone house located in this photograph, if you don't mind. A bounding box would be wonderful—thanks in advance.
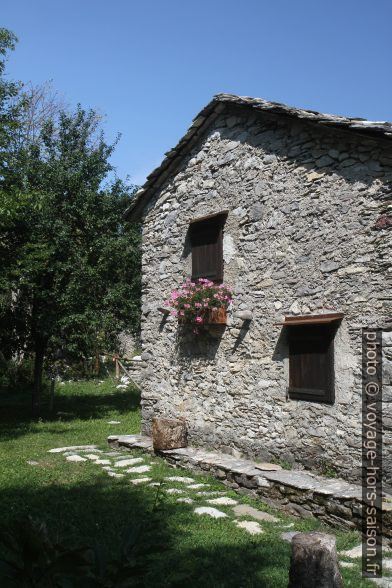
[126,94,392,485]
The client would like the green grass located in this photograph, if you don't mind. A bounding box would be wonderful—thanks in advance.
[0,378,384,587]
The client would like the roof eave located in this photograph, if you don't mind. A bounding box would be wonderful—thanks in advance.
[125,93,392,221]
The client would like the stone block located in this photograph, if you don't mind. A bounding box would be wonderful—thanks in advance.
[288,533,343,588]
[152,417,187,451]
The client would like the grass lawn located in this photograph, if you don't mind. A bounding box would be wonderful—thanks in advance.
[0,377,383,587]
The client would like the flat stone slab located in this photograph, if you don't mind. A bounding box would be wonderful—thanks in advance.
[236,520,263,535]
[207,497,238,506]
[126,465,151,474]
[166,488,184,494]
[85,454,100,460]
[194,507,227,519]
[177,497,193,504]
[187,483,209,489]
[66,455,87,462]
[130,477,151,485]
[49,445,98,453]
[281,531,300,543]
[233,504,279,523]
[95,459,111,465]
[107,421,121,424]
[114,458,144,467]
[27,460,39,466]
[339,561,354,568]
[107,471,124,478]
[108,434,153,451]
[165,476,195,483]
[195,491,223,496]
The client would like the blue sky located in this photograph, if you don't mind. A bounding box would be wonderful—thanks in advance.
[3,0,392,186]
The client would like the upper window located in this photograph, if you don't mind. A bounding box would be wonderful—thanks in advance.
[189,212,227,283]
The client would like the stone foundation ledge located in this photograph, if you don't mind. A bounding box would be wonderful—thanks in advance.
[108,434,392,544]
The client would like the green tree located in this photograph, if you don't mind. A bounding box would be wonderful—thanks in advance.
[0,34,141,413]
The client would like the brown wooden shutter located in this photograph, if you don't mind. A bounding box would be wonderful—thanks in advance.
[288,324,335,403]
[190,214,225,282]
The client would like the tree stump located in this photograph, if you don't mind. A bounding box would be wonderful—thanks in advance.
[151,417,187,451]
[288,532,343,588]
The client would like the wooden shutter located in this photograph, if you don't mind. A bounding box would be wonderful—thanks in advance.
[288,324,335,403]
[190,214,225,282]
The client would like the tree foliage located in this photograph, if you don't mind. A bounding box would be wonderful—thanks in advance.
[0,29,141,411]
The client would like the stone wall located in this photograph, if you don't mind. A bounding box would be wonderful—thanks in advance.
[137,104,392,484]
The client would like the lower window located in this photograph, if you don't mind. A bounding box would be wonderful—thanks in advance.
[288,324,335,403]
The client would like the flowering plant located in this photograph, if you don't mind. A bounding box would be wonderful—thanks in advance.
[164,278,232,327]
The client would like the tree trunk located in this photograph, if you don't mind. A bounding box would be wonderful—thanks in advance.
[32,339,46,417]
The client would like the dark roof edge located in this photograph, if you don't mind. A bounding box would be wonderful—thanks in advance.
[125,93,392,221]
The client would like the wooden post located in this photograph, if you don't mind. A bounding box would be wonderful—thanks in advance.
[288,532,343,588]
[115,356,120,379]
[49,378,55,412]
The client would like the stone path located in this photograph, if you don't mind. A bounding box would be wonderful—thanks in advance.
[108,434,392,546]
[47,443,392,583]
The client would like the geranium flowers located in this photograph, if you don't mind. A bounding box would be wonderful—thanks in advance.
[165,278,232,328]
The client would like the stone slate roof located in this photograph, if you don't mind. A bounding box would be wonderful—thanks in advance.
[126,93,392,220]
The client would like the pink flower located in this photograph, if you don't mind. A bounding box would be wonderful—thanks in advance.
[195,316,203,323]
[195,302,202,308]
[184,304,191,309]
[179,311,184,316]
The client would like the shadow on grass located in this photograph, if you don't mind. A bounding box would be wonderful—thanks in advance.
[0,479,290,587]
[0,383,141,440]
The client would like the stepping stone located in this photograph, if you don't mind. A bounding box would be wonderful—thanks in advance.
[339,545,363,559]
[85,454,102,460]
[114,458,144,467]
[107,471,124,478]
[384,559,392,572]
[281,523,294,528]
[339,561,354,568]
[126,465,151,474]
[95,459,111,465]
[107,421,121,424]
[177,497,193,504]
[194,507,227,519]
[236,520,263,535]
[187,483,208,489]
[66,455,87,462]
[233,504,279,523]
[207,497,238,506]
[195,491,223,496]
[102,466,113,471]
[281,532,299,543]
[338,543,390,559]
[130,477,151,485]
[369,579,392,587]
[49,445,97,453]
[149,482,161,487]
[27,460,39,466]
[166,488,184,494]
[165,476,195,484]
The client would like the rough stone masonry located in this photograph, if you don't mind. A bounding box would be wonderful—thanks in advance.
[127,94,392,485]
